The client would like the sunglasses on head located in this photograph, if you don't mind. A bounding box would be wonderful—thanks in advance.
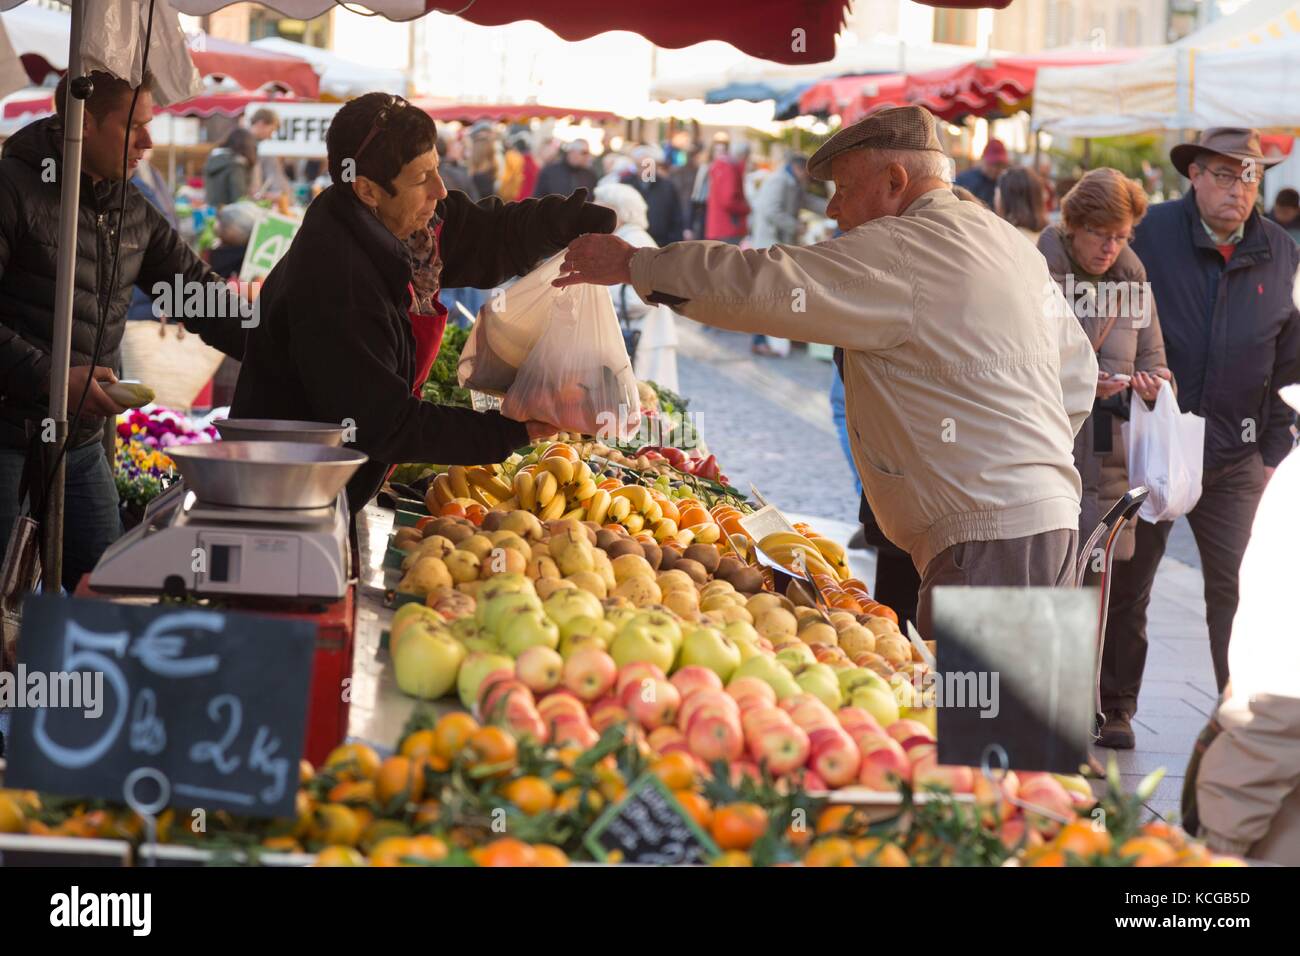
[354,95,410,164]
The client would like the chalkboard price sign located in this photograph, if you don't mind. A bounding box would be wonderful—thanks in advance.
[5,596,316,818]
[583,773,719,865]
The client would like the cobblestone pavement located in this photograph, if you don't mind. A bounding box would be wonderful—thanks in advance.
[677,318,1217,822]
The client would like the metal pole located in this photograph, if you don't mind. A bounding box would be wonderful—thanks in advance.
[42,0,85,592]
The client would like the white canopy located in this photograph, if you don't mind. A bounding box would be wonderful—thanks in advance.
[1034,0,1300,135]
[250,36,406,100]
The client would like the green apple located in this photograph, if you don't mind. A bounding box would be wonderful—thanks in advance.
[795,662,844,710]
[543,587,604,629]
[499,607,561,657]
[394,624,466,700]
[775,643,817,670]
[837,667,883,697]
[477,572,535,605]
[461,636,499,654]
[559,617,616,658]
[678,626,743,682]
[609,612,678,673]
[456,651,514,710]
[722,621,760,646]
[450,616,479,642]
[603,606,639,632]
[849,684,901,728]
[477,590,542,635]
[733,655,802,702]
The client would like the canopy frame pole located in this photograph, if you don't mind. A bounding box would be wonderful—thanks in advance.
[42,0,87,593]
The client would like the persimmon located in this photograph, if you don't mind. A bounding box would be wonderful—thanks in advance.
[710,802,768,851]
[439,501,468,519]
[464,503,487,526]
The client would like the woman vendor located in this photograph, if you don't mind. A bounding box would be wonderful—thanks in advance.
[231,94,615,512]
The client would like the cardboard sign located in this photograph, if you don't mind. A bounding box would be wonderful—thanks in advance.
[248,102,341,158]
[5,596,315,818]
[930,587,1098,774]
[239,210,301,282]
[583,773,718,864]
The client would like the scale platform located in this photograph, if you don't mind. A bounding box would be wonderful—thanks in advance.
[90,481,352,600]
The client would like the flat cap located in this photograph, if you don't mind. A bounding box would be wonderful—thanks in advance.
[808,105,944,181]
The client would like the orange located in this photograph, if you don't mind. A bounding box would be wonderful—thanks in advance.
[440,501,468,518]
[369,836,417,867]
[412,800,442,827]
[415,515,437,531]
[314,846,366,867]
[785,819,814,848]
[308,804,363,847]
[677,507,711,529]
[400,729,438,760]
[434,712,481,761]
[816,804,855,835]
[323,742,381,782]
[651,494,680,524]
[852,838,909,867]
[408,834,450,862]
[549,768,576,787]
[327,780,375,806]
[261,836,302,853]
[804,837,855,867]
[1118,836,1178,867]
[555,787,604,815]
[292,790,316,839]
[710,850,753,867]
[710,802,768,851]
[1025,848,1067,867]
[542,443,578,462]
[466,725,518,778]
[503,776,556,816]
[531,844,570,867]
[673,790,714,830]
[862,602,899,625]
[474,837,538,867]
[1053,819,1112,858]
[595,765,627,803]
[650,752,698,792]
[375,755,424,805]
[1140,820,1186,848]
[555,746,583,769]
[360,819,412,852]
[0,794,27,834]
[299,760,315,784]
[598,478,622,491]
[464,503,487,527]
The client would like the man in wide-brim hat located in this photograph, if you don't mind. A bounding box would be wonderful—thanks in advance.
[1097,127,1300,751]
[553,106,1099,637]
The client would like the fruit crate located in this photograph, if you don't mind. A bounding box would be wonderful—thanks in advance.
[0,833,132,867]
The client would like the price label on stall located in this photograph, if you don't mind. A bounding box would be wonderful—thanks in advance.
[583,773,718,865]
[5,596,315,818]
[239,211,301,283]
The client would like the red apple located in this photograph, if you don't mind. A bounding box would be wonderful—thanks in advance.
[903,741,937,764]
[480,679,534,721]
[911,749,975,794]
[807,727,862,789]
[800,769,828,791]
[857,736,911,791]
[726,676,776,708]
[562,647,618,701]
[886,718,936,752]
[475,668,519,716]
[670,665,724,701]
[537,689,588,723]
[647,726,685,752]
[785,697,838,733]
[742,705,792,739]
[515,645,564,694]
[548,713,599,749]
[626,678,681,730]
[687,714,745,763]
[503,696,548,744]
[590,697,630,733]
[836,706,886,737]
[678,689,740,732]
[615,661,668,697]
[728,760,762,787]
[751,720,811,775]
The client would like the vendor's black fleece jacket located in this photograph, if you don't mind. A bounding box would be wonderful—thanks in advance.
[231,184,614,512]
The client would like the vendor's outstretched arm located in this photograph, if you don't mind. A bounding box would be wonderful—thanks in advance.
[558,232,914,352]
[438,188,615,290]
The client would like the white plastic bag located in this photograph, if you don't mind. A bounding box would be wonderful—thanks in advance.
[458,254,641,439]
[1122,379,1205,523]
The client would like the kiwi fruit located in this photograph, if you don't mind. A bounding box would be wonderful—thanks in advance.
[683,543,720,575]
[595,529,620,551]
[439,523,476,545]
[674,558,708,585]
[729,567,765,594]
[642,542,664,570]
[480,511,504,533]
[607,538,645,562]
[715,555,746,581]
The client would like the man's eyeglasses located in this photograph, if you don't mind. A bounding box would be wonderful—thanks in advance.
[354,95,409,164]
[1081,225,1131,247]
[1198,166,1257,189]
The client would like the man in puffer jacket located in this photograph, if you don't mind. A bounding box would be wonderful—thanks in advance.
[0,72,247,590]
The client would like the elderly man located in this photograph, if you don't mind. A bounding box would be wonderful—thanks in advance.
[557,107,1097,636]
[1099,128,1300,749]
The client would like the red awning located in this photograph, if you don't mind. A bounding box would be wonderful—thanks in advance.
[800,74,905,117]
[842,48,1149,123]
[412,101,619,124]
[3,89,297,121]
[190,37,320,98]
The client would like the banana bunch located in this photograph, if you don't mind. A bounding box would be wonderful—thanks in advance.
[756,532,850,582]
[426,465,514,511]
[509,456,602,522]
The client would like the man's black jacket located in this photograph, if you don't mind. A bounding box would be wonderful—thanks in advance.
[0,117,246,450]
[231,184,614,512]
[1131,189,1300,471]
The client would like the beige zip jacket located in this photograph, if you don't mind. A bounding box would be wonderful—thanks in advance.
[629,187,1097,570]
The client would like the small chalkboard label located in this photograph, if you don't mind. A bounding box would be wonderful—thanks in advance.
[583,772,718,865]
[5,596,315,818]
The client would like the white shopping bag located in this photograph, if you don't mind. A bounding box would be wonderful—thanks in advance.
[1122,379,1205,523]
